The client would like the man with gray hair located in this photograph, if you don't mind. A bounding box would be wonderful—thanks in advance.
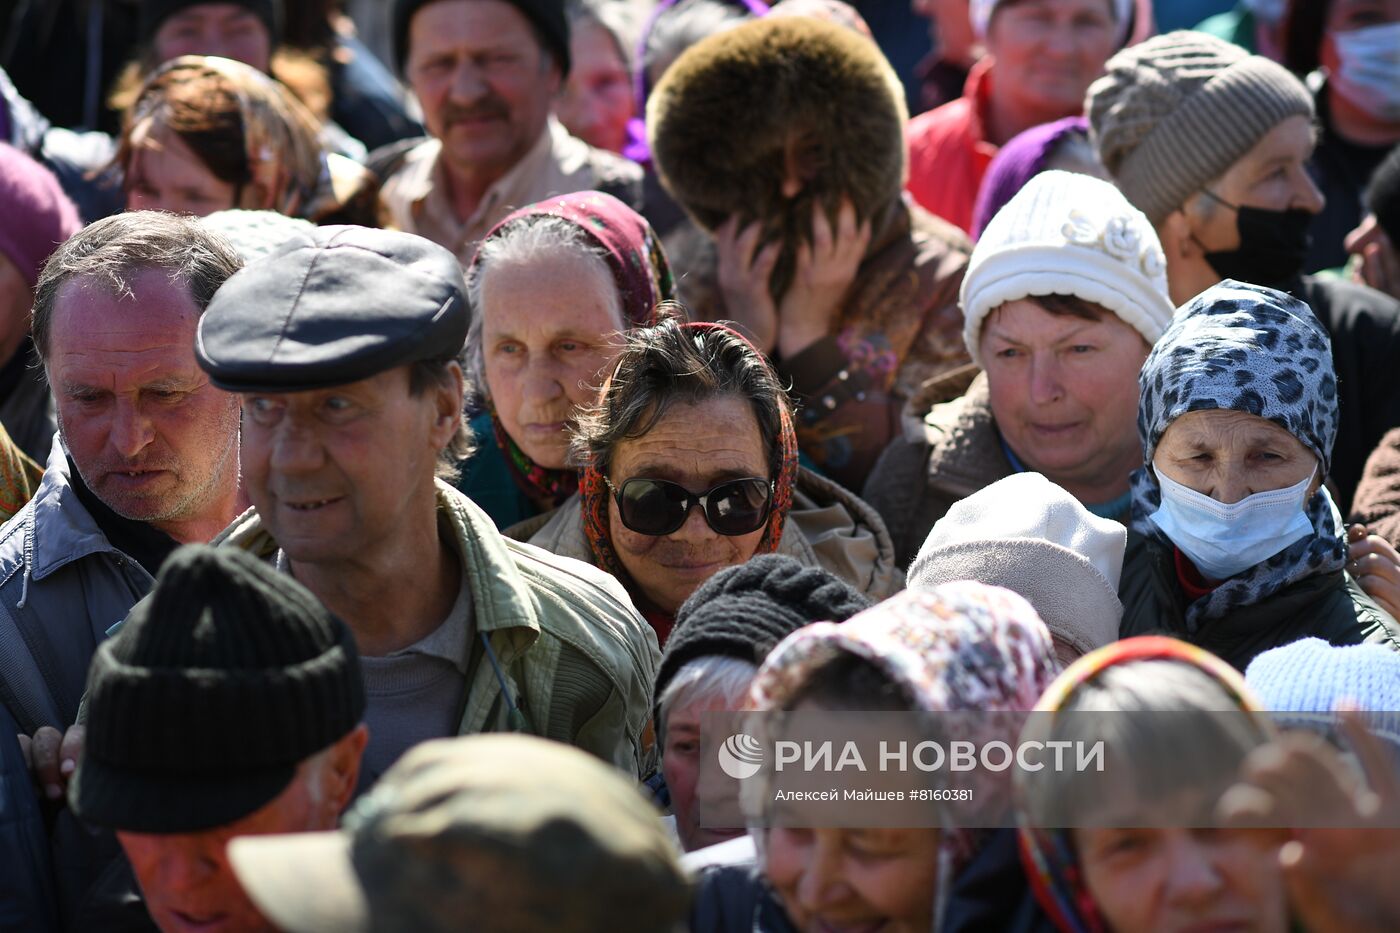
[0,210,245,750]
[1085,29,1400,509]
[0,210,246,928]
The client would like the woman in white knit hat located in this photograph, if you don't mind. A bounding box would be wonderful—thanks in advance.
[864,169,1173,567]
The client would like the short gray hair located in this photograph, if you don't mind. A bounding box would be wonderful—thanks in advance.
[657,655,757,745]
[32,211,243,361]
[570,317,789,479]
[569,0,647,72]
[464,213,622,405]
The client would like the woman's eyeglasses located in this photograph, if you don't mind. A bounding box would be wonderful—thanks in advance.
[605,476,775,537]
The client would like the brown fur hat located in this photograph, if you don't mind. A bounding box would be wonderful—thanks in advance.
[646,17,907,300]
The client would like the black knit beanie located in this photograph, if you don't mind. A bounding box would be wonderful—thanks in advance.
[393,0,571,76]
[139,0,282,47]
[654,555,870,716]
[70,545,364,834]
[1368,144,1400,248]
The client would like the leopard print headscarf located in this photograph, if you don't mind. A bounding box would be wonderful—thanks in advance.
[1130,279,1346,626]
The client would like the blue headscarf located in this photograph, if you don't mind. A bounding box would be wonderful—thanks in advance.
[1129,280,1346,626]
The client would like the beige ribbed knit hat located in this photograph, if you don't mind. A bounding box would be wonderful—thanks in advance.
[1086,30,1314,226]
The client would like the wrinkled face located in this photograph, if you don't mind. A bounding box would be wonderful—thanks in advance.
[125,120,239,217]
[1187,116,1326,253]
[117,761,336,933]
[555,20,633,154]
[240,366,461,565]
[0,252,32,363]
[765,827,942,933]
[406,0,561,180]
[480,250,624,470]
[152,3,272,72]
[1075,825,1288,933]
[663,691,748,852]
[980,299,1150,493]
[985,0,1116,118]
[47,271,241,530]
[1153,409,1320,504]
[607,396,771,614]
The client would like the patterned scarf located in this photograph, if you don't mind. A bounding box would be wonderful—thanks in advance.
[1130,280,1346,627]
[580,322,799,619]
[472,191,677,509]
[1017,636,1261,933]
[748,583,1059,867]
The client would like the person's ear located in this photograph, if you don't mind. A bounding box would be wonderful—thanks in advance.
[1159,209,1200,265]
[323,723,369,816]
[428,361,466,450]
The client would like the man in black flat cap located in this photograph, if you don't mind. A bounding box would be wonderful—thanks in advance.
[196,224,658,787]
[70,544,369,933]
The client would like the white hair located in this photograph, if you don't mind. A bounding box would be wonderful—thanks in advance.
[657,655,758,745]
[464,213,622,404]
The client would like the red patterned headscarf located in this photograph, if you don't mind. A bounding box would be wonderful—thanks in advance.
[469,191,676,510]
[579,322,799,639]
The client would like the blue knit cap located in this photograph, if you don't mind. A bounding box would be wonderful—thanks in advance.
[1246,638,1400,753]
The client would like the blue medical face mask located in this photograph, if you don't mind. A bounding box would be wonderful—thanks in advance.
[1149,463,1317,582]
[1331,23,1400,123]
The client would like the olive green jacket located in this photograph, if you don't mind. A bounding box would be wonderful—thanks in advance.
[215,480,661,777]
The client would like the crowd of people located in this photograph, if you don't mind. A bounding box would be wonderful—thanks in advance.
[1,0,1399,930]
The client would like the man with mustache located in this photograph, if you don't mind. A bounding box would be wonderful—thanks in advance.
[377,0,643,265]
[0,210,244,754]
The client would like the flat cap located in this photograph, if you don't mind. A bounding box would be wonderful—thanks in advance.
[197,225,468,392]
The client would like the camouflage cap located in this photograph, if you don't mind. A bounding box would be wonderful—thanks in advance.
[229,734,690,933]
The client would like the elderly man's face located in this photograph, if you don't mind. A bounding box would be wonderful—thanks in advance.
[118,728,366,933]
[46,271,241,539]
[240,366,463,565]
[151,2,273,72]
[406,0,561,182]
[1153,409,1321,505]
[607,395,771,614]
[980,298,1150,502]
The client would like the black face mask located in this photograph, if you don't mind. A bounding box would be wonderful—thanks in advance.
[1194,190,1313,287]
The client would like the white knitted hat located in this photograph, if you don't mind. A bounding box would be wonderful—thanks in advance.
[959,170,1173,367]
[907,472,1126,660]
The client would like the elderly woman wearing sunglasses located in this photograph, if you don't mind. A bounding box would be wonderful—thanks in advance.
[513,318,900,643]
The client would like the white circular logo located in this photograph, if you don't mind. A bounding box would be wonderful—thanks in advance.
[717,733,764,780]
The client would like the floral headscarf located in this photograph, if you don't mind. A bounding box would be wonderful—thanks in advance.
[749,583,1059,863]
[579,322,798,638]
[1130,279,1347,626]
[469,192,676,511]
[1016,636,1262,933]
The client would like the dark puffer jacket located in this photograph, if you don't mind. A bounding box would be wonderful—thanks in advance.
[1118,531,1400,671]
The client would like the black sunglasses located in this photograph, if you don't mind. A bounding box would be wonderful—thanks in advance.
[606,476,775,537]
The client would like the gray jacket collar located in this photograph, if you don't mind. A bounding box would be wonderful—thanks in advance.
[26,437,129,584]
